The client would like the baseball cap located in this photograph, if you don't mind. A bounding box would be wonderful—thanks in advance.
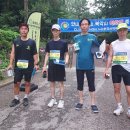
[117,23,128,30]
[51,24,61,30]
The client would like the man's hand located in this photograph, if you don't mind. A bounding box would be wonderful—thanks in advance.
[65,60,68,65]
[104,68,110,79]
[42,66,47,74]
[7,64,13,70]
[34,65,39,71]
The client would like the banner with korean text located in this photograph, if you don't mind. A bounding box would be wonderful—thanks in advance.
[58,17,130,32]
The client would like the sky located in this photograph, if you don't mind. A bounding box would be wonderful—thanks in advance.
[87,0,99,13]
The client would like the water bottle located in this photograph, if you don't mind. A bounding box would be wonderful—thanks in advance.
[43,71,47,78]
[73,42,80,52]
[7,69,13,77]
[31,68,36,77]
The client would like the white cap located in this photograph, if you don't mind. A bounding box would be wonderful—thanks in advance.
[51,24,61,30]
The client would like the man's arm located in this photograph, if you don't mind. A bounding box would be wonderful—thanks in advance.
[8,44,15,69]
[33,53,39,70]
[65,52,69,65]
[33,54,38,65]
[42,52,49,73]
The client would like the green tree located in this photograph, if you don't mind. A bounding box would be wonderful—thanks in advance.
[29,0,68,40]
[94,0,130,18]
[0,0,24,28]
[65,0,91,19]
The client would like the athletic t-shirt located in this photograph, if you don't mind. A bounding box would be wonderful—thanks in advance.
[45,39,68,65]
[13,38,37,69]
[73,33,99,70]
[111,39,130,72]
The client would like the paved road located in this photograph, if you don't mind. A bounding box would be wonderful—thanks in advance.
[0,66,130,130]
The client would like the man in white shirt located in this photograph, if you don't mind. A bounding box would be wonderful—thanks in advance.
[104,23,130,118]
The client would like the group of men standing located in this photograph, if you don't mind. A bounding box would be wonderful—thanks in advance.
[8,18,130,119]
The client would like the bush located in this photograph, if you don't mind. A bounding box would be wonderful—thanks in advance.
[0,29,18,70]
[0,29,18,50]
[0,71,4,80]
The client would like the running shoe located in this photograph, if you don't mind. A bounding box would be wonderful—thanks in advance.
[113,105,124,116]
[57,100,64,109]
[48,98,57,107]
[127,108,130,119]
[91,105,99,113]
[75,103,83,110]
[10,99,20,107]
[23,98,29,106]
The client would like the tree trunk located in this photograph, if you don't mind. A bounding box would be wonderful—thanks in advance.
[24,0,28,22]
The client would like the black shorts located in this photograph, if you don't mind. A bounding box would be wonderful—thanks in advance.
[48,64,66,81]
[14,68,33,84]
[76,69,95,92]
[112,65,130,85]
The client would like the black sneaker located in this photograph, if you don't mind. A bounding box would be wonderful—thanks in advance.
[23,98,29,106]
[10,99,20,107]
[91,105,99,113]
[75,103,83,110]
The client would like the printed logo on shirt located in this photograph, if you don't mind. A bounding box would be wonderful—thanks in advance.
[87,38,93,42]
[26,46,30,50]
[113,52,128,64]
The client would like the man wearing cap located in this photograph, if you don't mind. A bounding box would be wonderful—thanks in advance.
[8,23,38,107]
[42,24,69,109]
[104,23,130,118]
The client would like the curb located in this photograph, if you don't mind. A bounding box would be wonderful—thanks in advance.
[0,70,42,88]
[0,77,13,88]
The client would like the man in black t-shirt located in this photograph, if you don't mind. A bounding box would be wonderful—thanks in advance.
[42,24,69,109]
[8,23,38,107]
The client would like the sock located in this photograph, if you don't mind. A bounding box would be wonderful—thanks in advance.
[117,103,122,107]
[14,95,19,100]
[24,94,28,99]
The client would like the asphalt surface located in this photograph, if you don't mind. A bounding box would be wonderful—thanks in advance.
[0,59,130,130]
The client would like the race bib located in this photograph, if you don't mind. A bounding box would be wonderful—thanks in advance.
[113,52,128,64]
[17,60,29,69]
[50,50,60,60]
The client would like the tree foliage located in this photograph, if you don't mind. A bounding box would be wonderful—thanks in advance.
[94,0,130,18]
[0,29,18,70]
[65,0,91,19]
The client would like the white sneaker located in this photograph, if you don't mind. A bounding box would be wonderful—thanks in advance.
[113,105,124,116]
[57,100,64,109]
[48,98,57,108]
[127,108,130,118]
